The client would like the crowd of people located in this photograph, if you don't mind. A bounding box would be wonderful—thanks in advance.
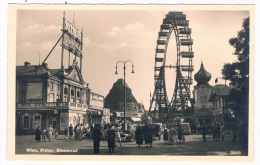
[34,121,248,154]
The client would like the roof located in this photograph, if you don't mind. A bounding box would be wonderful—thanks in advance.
[16,62,85,83]
[208,84,232,101]
[16,65,48,76]
[211,84,231,96]
[194,62,211,86]
[130,117,141,122]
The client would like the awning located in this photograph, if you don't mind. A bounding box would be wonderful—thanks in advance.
[130,117,141,122]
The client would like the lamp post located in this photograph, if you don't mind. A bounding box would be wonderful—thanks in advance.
[115,60,134,132]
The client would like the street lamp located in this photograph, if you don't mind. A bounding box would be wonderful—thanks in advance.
[115,60,134,132]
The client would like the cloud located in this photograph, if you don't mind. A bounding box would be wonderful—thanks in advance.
[95,22,155,51]
[26,24,60,34]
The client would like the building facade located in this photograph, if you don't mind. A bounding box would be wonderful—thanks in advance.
[208,84,235,127]
[87,92,110,126]
[16,61,89,134]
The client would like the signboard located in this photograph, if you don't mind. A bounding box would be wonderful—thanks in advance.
[60,113,69,130]
[27,83,42,99]
[62,18,82,57]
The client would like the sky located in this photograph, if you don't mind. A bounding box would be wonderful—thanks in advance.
[15,6,250,110]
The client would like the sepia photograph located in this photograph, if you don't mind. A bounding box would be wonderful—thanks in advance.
[3,2,258,163]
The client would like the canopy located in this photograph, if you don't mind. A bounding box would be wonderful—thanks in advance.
[130,117,141,122]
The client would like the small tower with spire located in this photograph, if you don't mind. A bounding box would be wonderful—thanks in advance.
[192,62,213,124]
[194,62,211,87]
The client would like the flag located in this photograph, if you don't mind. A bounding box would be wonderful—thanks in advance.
[215,78,218,83]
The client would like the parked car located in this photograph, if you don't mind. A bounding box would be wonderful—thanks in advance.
[180,123,191,135]
[148,123,163,140]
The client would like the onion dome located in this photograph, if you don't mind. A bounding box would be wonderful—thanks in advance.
[194,62,211,86]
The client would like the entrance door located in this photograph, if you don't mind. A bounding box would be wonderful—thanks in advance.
[47,117,57,132]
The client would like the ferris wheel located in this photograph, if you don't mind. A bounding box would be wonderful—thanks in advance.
[149,11,194,120]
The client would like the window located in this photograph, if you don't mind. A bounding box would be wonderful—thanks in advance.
[50,82,54,90]
[57,84,60,91]
[23,115,30,129]
[33,115,41,129]
[71,89,75,96]
[77,91,80,97]
[204,96,207,103]
[200,96,203,103]
[64,88,68,95]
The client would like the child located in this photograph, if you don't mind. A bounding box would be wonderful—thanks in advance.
[54,130,59,141]
[42,128,47,142]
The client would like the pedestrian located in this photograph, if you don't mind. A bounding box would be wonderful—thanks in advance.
[78,123,84,141]
[35,126,41,142]
[69,124,73,139]
[172,127,177,145]
[74,123,79,141]
[106,124,116,153]
[163,128,168,144]
[212,124,217,141]
[135,124,144,147]
[143,123,153,147]
[54,130,59,141]
[64,127,68,139]
[46,125,53,142]
[177,126,183,144]
[114,124,122,146]
[201,124,207,142]
[92,124,102,154]
[42,128,47,142]
[168,126,174,145]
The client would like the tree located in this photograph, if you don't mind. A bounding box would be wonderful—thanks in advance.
[221,17,249,126]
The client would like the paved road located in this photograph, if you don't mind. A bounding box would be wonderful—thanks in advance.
[15,134,247,156]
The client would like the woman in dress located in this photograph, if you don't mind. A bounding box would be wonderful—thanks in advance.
[114,125,122,146]
[46,125,53,142]
[135,124,143,147]
[106,125,116,153]
[35,126,41,142]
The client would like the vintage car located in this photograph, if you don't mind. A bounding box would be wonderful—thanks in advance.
[148,123,163,140]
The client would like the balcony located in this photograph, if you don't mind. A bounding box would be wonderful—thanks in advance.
[16,102,87,111]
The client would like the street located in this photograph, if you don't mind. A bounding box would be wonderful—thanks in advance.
[15,134,247,156]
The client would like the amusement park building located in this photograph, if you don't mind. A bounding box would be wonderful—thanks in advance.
[16,61,110,135]
[16,61,89,134]
[208,84,235,126]
[192,62,235,126]
[87,91,110,126]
